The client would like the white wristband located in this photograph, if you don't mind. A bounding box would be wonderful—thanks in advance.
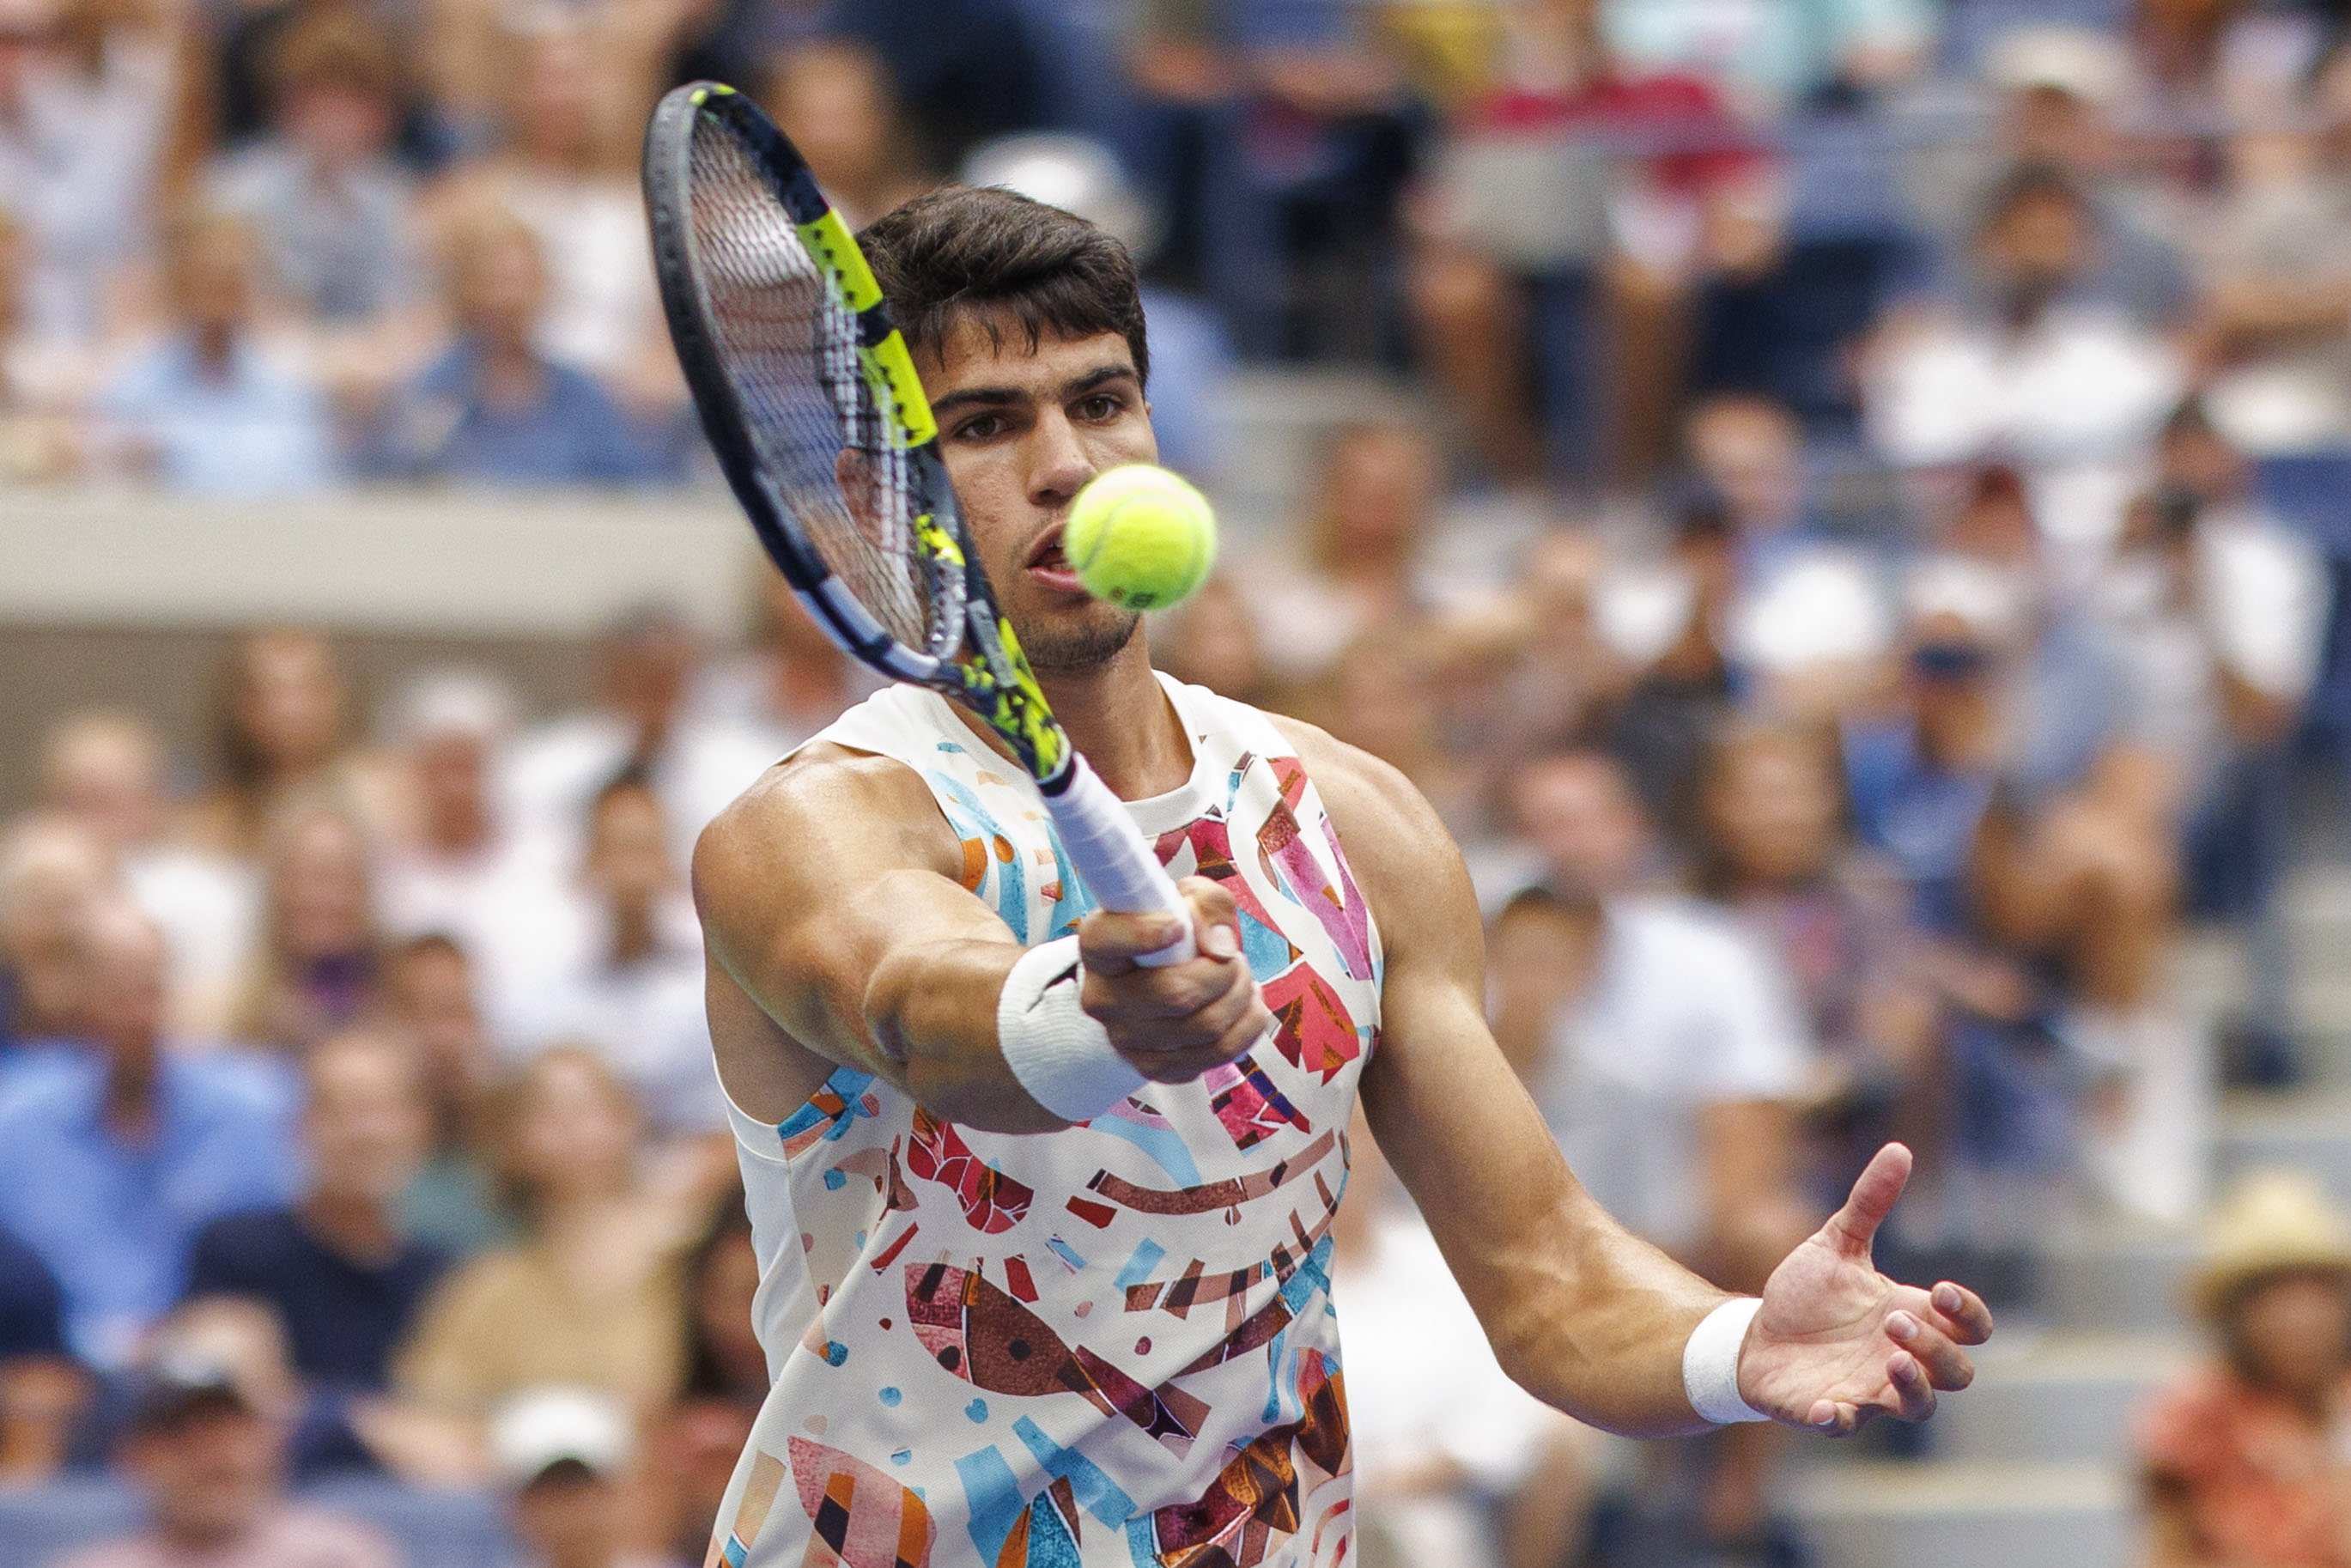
[1683,1298,1769,1425]
[996,936,1145,1124]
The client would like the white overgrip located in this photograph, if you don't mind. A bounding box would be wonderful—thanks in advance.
[1042,751,1197,967]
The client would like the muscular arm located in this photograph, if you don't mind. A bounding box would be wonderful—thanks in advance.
[1282,722,1730,1436]
[693,745,1267,1135]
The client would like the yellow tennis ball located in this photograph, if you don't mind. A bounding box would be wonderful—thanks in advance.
[1064,464,1218,611]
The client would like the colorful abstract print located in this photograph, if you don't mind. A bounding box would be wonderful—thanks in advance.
[714,681,1382,1566]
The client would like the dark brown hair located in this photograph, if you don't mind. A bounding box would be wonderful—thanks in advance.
[858,186,1150,385]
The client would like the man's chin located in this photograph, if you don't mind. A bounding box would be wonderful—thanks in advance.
[1013,602,1143,676]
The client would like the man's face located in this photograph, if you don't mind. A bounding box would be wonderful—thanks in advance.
[514,1470,623,1568]
[305,1042,429,1208]
[1510,755,1648,902]
[586,787,671,909]
[131,1406,280,1548]
[921,319,1157,674]
[76,908,169,1067]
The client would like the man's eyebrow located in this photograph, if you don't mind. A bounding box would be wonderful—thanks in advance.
[928,365,1139,421]
[1062,364,1139,397]
[928,386,1027,420]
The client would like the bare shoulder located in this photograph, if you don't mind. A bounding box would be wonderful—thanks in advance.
[1263,711,1475,923]
[1267,713,1454,852]
[691,741,962,919]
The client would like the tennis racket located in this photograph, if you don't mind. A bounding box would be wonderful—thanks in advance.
[643,82,1195,964]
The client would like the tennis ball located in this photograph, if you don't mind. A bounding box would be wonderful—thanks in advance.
[1064,464,1218,611]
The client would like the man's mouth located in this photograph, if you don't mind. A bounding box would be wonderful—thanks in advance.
[1024,523,1086,594]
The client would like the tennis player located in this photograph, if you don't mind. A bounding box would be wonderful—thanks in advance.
[691,187,1991,1568]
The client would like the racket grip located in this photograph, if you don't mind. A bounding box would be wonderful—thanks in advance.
[1043,753,1197,968]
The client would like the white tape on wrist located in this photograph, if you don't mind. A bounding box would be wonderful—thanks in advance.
[1683,1298,1769,1425]
[997,936,1145,1125]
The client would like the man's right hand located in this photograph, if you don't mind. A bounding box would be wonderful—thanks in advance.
[1078,875,1273,1085]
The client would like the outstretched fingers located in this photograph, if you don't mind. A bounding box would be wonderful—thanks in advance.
[1927,1280,1996,1346]
[1821,1142,1913,1257]
[1886,1310,1975,1392]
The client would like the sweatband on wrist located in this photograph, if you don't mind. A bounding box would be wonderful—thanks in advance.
[1683,1298,1769,1425]
[996,935,1144,1124]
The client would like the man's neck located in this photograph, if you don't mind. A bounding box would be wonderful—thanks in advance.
[605,900,660,966]
[1029,636,1192,800]
[301,1189,400,1264]
[101,1047,161,1136]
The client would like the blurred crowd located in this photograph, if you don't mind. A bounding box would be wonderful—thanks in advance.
[8,0,2351,1565]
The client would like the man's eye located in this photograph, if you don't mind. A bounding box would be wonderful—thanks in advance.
[1077,394,1123,421]
[953,414,1005,441]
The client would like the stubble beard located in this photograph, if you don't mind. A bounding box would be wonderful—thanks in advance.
[1017,605,1143,676]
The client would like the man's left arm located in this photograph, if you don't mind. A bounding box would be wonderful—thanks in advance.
[1292,726,1991,1437]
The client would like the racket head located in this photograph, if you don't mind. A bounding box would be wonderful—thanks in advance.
[644,82,1073,785]
[644,82,968,684]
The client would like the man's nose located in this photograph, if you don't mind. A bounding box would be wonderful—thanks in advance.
[1027,412,1095,508]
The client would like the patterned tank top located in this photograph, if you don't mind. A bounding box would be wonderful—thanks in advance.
[708,673,1382,1568]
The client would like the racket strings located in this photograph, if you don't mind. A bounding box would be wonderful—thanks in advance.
[685,113,938,653]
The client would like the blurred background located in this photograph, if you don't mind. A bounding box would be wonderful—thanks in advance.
[6,0,2351,1565]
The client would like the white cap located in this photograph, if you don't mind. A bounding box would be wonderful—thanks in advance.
[1903,555,2028,641]
[1986,26,2131,106]
[960,133,1162,260]
[489,1386,635,1486]
[389,669,514,746]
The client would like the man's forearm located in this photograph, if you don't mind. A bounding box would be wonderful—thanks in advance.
[866,936,1072,1133]
[1497,1194,1737,1438]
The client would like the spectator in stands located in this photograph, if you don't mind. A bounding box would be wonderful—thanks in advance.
[0,814,110,1050]
[38,711,258,1032]
[185,1030,465,1480]
[2139,1170,2351,1568]
[1606,499,1744,820]
[393,1046,687,1425]
[503,604,776,871]
[422,23,672,412]
[0,897,299,1369]
[1599,0,1936,111]
[1864,167,2184,581]
[1685,170,1908,435]
[768,40,933,232]
[2191,49,2351,456]
[0,0,178,343]
[52,1333,398,1568]
[492,772,715,1146]
[1911,26,2192,331]
[493,1385,671,1568]
[690,575,869,755]
[1336,1124,1594,1568]
[823,0,1051,170]
[376,671,539,965]
[1691,720,1941,1190]
[1251,418,1443,684]
[380,933,512,1261]
[228,799,386,1054]
[188,627,390,860]
[371,208,663,485]
[645,1200,763,1566]
[1488,747,1813,1549]
[0,1223,82,1480]
[96,210,339,495]
[1848,562,2198,1224]
[1155,574,1282,710]
[1407,0,1757,482]
[0,203,91,483]
[206,6,421,331]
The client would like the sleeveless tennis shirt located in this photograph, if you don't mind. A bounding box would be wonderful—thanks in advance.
[708,673,1382,1568]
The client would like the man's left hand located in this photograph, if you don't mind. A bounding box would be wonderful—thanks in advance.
[1737,1143,1995,1434]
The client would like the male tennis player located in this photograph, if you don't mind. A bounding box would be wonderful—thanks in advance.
[691,188,1990,1568]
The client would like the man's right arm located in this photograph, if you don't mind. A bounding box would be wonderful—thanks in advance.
[692,747,1271,1135]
